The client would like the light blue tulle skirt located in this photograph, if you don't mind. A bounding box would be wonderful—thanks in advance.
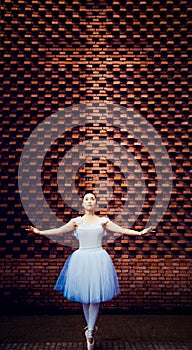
[54,247,120,303]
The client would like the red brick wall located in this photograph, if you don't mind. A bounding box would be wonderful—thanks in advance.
[0,0,191,312]
[1,257,191,312]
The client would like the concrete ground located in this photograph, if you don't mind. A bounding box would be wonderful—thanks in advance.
[0,314,192,349]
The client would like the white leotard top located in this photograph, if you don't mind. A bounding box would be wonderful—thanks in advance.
[74,216,109,250]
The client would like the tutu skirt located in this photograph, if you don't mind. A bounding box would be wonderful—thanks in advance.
[54,247,120,303]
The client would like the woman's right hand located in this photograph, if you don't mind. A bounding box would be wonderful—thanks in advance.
[25,226,42,235]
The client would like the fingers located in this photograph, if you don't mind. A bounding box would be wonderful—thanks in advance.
[141,226,156,235]
[25,226,33,234]
[147,226,154,232]
[25,226,32,232]
[25,226,41,235]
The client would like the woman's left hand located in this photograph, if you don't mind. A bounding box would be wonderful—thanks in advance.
[140,226,155,236]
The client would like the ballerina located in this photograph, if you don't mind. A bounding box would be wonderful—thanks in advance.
[26,192,154,349]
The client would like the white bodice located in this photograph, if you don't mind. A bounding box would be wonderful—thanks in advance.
[74,216,108,249]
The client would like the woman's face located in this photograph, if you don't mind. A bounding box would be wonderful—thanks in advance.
[82,193,97,212]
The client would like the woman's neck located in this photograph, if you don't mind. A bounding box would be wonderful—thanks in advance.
[84,211,96,217]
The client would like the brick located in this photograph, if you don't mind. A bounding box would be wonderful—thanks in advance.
[1,0,191,312]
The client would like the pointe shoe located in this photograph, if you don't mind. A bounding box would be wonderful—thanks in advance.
[86,338,95,350]
[84,325,98,336]
[84,328,96,350]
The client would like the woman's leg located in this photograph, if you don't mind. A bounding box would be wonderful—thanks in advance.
[83,302,100,344]
[82,303,89,325]
[88,302,100,330]
[82,302,100,329]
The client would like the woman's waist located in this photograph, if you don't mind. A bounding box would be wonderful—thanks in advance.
[78,245,103,252]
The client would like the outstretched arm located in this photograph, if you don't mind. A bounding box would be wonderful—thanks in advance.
[25,218,76,236]
[105,219,154,236]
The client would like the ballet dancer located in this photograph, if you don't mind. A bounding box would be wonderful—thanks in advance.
[26,192,154,349]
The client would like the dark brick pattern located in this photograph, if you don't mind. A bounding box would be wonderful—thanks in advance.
[0,342,192,350]
[0,0,191,311]
[0,258,191,311]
